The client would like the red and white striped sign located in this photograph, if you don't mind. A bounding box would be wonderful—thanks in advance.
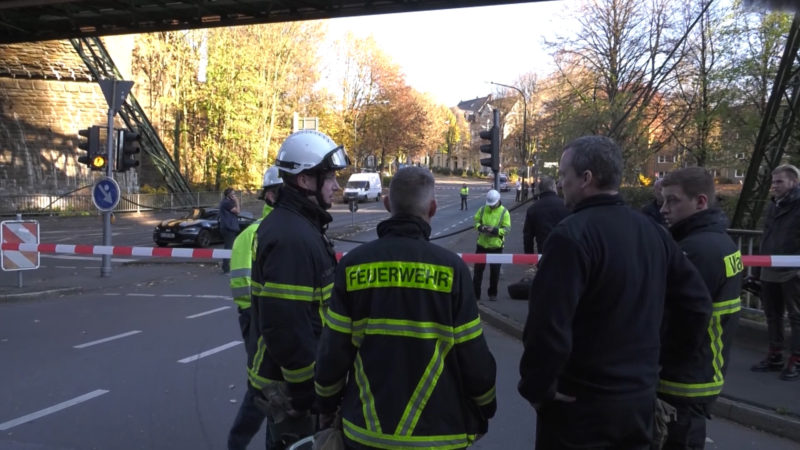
[1,220,40,271]
[2,241,800,267]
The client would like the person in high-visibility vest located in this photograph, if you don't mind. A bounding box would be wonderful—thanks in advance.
[227,166,283,450]
[315,166,497,449]
[460,183,469,210]
[473,189,510,302]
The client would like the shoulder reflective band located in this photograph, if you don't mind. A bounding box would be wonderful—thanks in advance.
[724,250,743,278]
[345,261,454,293]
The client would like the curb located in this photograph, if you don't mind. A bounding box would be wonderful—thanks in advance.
[477,303,800,443]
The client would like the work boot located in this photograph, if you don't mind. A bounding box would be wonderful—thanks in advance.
[780,355,800,381]
[751,352,784,372]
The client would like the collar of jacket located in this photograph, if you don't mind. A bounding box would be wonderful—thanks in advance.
[669,208,728,241]
[572,193,625,213]
[276,184,333,229]
[377,214,432,241]
[773,186,800,208]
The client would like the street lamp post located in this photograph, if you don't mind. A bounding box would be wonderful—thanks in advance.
[490,81,528,178]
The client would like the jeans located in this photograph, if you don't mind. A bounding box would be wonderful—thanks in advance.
[473,245,502,298]
[762,276,800,354]
[221,227,238,273]
[228,386,269,450]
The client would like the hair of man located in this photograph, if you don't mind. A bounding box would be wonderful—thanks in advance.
[388,166,435,218]
[773,164,800,181]
[563,135,623,190]
[538,176,557,193]
[661,167,716,207]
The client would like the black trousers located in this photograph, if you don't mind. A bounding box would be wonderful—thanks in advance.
[662,402,709,450]
[536,394,654,450]
[762,276,800,354]
[461,196,468,210]
[221,227,238,272]
[473,245,502,298]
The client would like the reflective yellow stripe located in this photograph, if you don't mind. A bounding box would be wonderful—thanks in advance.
[354,353,382,433]
[281,362,315,383]
[256,281,315,301]
[396,339,452,436]
[248,336,270,390]
[315,378,346,398]
[723,250,743,278]
[316,282,334,302]
[344,418,472,450]
[714,297,741,316]
[453,318,483,343]
[345,262,454,293]
[472,385,496,406]
[657,378,724,397]
[325,309,353,334]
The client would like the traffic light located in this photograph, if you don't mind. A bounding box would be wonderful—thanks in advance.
[77,126,106,171]
[479,125,500,173]
[116,128,141,172]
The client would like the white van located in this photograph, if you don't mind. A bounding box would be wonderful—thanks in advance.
[343,172,382,203]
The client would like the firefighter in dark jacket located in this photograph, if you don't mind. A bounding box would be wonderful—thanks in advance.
[250,130,349,449]
[522,175,569,254]
[658,167,742,449]
[518,136,711,450]
[316,166,497,450]
[751,164,800,380]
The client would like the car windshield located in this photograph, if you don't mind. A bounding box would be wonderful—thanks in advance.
[185,208,204,219]
[347,181,368,189]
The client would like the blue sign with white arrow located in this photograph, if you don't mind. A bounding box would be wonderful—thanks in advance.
[92,177,121,212]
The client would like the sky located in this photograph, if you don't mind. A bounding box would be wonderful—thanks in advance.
[322,1,580,107]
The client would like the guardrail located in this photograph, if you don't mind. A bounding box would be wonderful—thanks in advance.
[0,191,261,216]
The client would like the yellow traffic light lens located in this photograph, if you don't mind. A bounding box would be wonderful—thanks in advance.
[91,156,106,169]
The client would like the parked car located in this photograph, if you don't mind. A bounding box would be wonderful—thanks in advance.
[343,172,382,203]
[152,207,256,248]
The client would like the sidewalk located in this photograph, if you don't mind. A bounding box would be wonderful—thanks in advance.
[476,199,800,443]
[3,197,800,442]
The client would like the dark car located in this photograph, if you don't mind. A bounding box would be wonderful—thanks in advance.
[152,207,256,248]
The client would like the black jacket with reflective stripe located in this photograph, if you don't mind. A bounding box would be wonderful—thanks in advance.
[250,185,336,410]
[519,194,711,404]
[658,208,742,404]
[315,215,497,449]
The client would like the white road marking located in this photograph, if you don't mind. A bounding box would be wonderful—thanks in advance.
[103,293,122,296]
[0,389,109,431]
[186,306,231,319]
[178,341,242,363]
[163,294,192,298]
[74,330,142,349]
[127,293,155,297]
[196,295,232,300]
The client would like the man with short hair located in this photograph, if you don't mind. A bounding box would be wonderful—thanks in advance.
[473,189,510,302]
[522,176,569,255]
[518,135,711,449]
[251,130,349,449]
[658,167,742,449]
[316,167,497,449]
[751,164,800,380]
[642,178,667,227]
[219,187,241,273]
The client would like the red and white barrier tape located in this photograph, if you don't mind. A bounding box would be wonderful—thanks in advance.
[3,242,800,267]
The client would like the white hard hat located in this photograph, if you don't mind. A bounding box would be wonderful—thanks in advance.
[275,130,350,175]
[262,165,283,188]
[486,189,501,206]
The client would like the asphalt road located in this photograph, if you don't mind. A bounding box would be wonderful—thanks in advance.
[2,178,799,448]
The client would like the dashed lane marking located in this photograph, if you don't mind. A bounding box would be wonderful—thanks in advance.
[177,341,242,363]
[186,306,230,319]
[74,330,142,349]
[0,389,110,431]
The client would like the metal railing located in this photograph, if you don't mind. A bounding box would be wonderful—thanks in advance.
[0,191,260,216]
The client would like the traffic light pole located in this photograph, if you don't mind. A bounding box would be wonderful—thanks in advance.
[100,80,118,277]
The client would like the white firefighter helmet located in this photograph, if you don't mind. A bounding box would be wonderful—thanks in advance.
[261,165,283,188]
[275,130,349,175]
[486,189,501,206]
